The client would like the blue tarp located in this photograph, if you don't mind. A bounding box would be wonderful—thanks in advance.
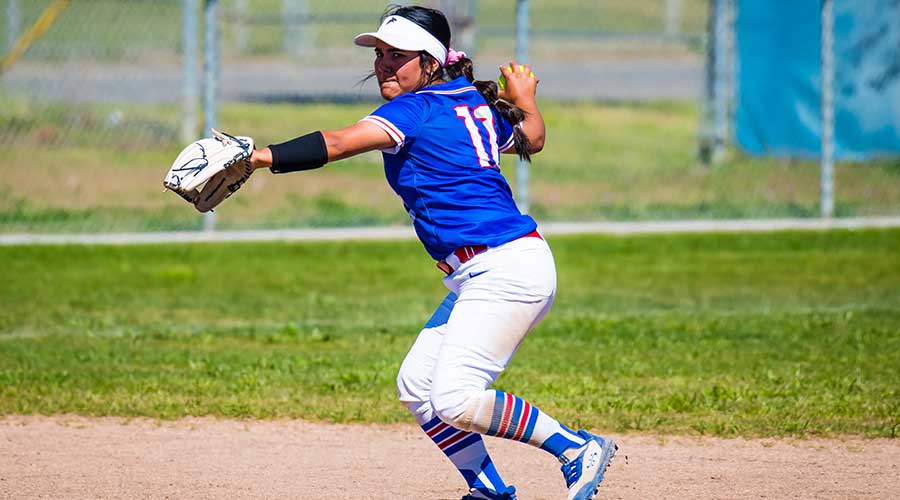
[735,0,900,159]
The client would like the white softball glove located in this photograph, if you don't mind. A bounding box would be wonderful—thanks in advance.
[163,129,255,213]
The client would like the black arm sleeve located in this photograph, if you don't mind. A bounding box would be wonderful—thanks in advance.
[268,131,328,174]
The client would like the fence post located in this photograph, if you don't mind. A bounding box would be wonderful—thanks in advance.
[699,0,733,167]
[724,0,735,142]
[235,0,249,53]
[441,0,476,56]
[515,0,530,213]
[820,0,835,218]
[182,0,199,144]
[665,0,682,38]
[203,0,220,231]
[283,0,310,57]
[464,0,478,57]
[6,0,20,53]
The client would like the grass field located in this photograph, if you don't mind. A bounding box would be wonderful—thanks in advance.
[4,99,900,233]
[2,229,898,438]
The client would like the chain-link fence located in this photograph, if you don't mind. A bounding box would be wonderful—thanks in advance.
[1,0,197,232]
[213,0,707,102]
[1,0,898,234]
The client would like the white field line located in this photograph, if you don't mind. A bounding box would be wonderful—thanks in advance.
[1,217,899,246]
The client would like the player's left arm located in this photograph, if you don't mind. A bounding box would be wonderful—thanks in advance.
[499,62,545,154]
[249,121,395,170]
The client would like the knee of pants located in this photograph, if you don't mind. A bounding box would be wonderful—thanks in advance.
[430,384,481,430]
[396,356,430,406]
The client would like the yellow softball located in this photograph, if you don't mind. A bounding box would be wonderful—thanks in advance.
[498,64,535,91]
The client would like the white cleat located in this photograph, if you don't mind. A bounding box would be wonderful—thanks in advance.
[559,430,617,500]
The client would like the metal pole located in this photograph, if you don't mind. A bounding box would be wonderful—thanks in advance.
[515,0,530,213]
[724,0,735,147]
[6,0,21,53]
[235,0,249,53]
[665,0,682,39]
[466,0,479,57]
[440,0,456,24]
[712,0,730,164]
[282,0,309,57]
[182,0,199,143]
[699,0,717,166]
[203,0,219,231]
[699,0,731,167]
[820,0,835,218]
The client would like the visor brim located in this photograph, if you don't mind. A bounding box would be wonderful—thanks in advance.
[353,33,379,48]
[353,15,448,65]
[354,32,426,53]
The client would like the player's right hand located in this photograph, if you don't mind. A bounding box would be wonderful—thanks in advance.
[498,61,538,104]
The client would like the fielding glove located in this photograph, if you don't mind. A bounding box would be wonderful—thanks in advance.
[163,129,254,213]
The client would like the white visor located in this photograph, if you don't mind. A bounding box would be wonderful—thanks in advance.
[354,15,449,66]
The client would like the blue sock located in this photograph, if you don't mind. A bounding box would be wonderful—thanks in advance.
[422,416,508,493]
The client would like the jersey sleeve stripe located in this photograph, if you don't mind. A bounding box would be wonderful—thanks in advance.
[361,115,405,148]
[498,133,515,153]
[416,86,477,95]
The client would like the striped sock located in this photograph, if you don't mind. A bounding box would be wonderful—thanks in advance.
[422,416,509,493]
[479,390,587,457]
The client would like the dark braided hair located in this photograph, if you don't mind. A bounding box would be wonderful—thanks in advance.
[383,5,533,162]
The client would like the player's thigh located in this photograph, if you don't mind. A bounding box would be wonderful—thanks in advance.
[432,295,553,395]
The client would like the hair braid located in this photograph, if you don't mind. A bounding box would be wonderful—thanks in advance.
[446,58,533,163]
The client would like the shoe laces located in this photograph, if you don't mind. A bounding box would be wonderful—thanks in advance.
[560,455,582,488]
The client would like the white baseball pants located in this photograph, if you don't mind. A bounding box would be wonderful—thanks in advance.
[397,234,557,430]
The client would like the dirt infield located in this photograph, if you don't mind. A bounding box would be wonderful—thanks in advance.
[1,416,897,500]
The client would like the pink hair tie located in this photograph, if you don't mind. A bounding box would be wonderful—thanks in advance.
[445,48,467,66]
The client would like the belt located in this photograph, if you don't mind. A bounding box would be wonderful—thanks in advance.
[436,229,543,276]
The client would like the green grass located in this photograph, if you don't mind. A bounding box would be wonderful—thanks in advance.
[2,229,899,437]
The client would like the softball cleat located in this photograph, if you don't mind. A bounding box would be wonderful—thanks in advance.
[559,430,617,500]
[461,485,517,500]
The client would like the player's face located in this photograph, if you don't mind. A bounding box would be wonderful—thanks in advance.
[373,41,425,101]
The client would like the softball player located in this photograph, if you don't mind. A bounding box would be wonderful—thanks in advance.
[248,6,616,500]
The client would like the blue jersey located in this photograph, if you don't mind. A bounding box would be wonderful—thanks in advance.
[362,76,538,260]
